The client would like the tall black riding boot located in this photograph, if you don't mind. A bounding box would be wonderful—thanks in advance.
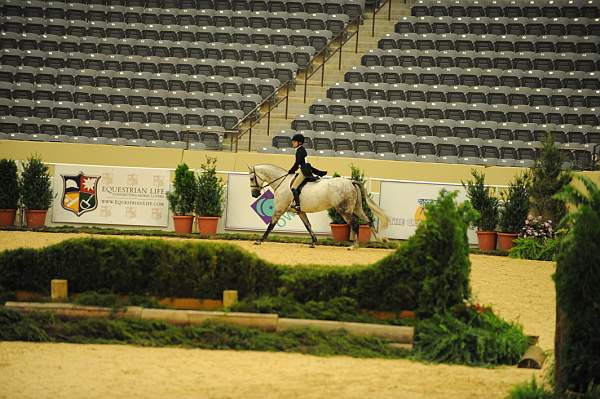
[291,188,301,211]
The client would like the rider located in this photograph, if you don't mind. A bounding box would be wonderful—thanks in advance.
[288,133,327,211]
[288,133,308,211]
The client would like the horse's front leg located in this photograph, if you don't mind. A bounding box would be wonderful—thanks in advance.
[255,208,285,245]
[297,212,317,248]
[255,221,276,245]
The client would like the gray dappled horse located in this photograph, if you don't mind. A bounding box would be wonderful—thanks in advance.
[248,164,390,248]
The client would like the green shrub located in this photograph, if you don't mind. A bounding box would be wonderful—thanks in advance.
[74,290,124,308]
[506,378,554,399]
[356,190,476,316]
[0,307,50,341]
[195,157,225,217]
[530,135,571,225]
[0,284,16,304]
[0,159,19,209]
[554,176,600,395]
[0,190,474,314]
[506,379,600,399]
[462,169,499,231]
[509,237,561,261]
[166,163,197,215]
[350,165,374,229]
[20,155,52,210]
[499,172,531,233]
[415,307,528,366]
[327,172,346,224]
[73,290,165,309]
[233,295,381,324]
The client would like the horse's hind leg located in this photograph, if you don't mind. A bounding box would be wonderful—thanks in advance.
[337,209,358,249]
[297,212,317,248]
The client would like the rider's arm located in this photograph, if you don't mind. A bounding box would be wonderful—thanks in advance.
[288,147,307,174]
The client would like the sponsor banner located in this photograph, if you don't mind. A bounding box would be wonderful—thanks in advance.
[225,173,331,234]
[378,180,477,243]
[52,164,170,227]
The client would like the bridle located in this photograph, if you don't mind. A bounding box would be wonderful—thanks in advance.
[250,167,289,192]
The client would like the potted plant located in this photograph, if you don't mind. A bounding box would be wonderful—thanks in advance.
[498,172,531,251]
[462,169,499,250]
[195,156,225,236]
[167,163,197,234]
[0,159,20,227]
[350,165,374,243]
[327,174,350,241]
[21,155,52,228]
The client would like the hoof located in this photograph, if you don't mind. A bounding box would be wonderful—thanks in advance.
[309,243,316,248]
[254,240,262,246]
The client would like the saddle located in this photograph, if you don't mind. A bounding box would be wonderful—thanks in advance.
[297,163,327,194]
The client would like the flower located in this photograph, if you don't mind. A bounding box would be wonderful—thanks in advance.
[521,216,555,239]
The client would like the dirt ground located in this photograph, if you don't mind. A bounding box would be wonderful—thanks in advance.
[0,231,556,399]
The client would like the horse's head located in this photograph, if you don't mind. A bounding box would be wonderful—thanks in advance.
[248,166,261,198]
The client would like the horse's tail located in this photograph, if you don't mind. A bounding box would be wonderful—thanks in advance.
[352,181,390,231]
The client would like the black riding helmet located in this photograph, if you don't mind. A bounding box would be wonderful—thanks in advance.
[291,133,305,145]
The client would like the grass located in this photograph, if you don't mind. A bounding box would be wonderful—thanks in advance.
[506,378,554,399]
[0,307,409,359]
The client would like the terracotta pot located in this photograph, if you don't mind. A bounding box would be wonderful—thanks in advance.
[330,223,351,242]
[0,209,17,227]
[197,216,219,236]
[173,215,194,234]
[497,232,518,251]
[357,224,371,243]
[25,209,47,228]
[476,231,497,251]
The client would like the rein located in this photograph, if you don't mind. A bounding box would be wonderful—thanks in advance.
[251,168,289,192]
[265,173,289,192]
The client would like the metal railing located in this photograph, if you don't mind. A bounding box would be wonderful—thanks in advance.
[371,0,393,36]
[182,8,380,153]
[302,14,363,103]
[230,79,292,152]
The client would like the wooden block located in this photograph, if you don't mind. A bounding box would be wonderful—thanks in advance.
[518,345,546,369]
[51,279,68,302]
[223,290,238,308]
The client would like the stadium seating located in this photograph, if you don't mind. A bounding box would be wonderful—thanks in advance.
[0,0,363,149]
[283,0,600,169]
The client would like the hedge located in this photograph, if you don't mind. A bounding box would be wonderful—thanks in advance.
[0,190,475,314]
[554,176,600,395]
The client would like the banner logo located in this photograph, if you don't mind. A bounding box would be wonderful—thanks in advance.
[414,198,433,222]
[61,173,101,217]
[250,189,275,224]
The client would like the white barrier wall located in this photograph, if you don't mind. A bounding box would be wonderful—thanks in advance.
[49,163,480,240]
[224,173,331,234]
[378,180,478,244]
[52,164,170,227]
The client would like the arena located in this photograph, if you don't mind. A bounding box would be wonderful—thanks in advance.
[1,0,599,397]
[0,231,553,399]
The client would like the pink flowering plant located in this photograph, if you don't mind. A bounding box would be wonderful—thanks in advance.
[510,216,564,261]
[520,215,554,239]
